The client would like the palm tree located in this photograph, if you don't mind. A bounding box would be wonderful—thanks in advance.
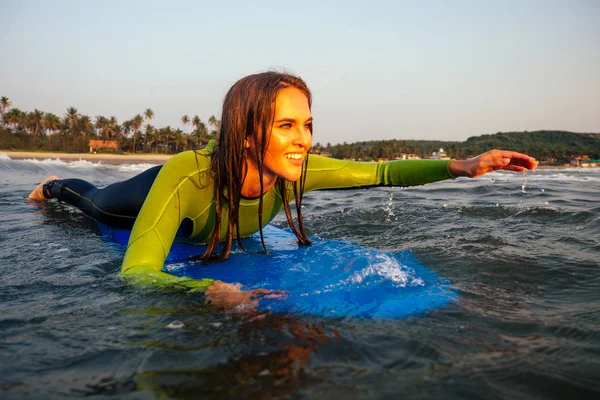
[192,115,207,148]
[109,116,118,139]
[122,119,133,151]
[174,129,184,153]
[181,115,190,148]
[208,114,220,138]
[27,109,45,146]
[95,116,110,140]
[144,108,154,121]
[113,122,123,147]
[144,124,157,153]
[65,107,79,131]
[181,130,190,151]
[181,114,190,128]
[78,114,94,138]
[131,114,144,153]
[43,113,61,150]
[161,126,173,154]
[0,96,11,127]
[143,108,154,152]
[4,108,24,131]
[43,113,61,135]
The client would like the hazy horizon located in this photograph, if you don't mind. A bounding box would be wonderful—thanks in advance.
[1,0,598,144]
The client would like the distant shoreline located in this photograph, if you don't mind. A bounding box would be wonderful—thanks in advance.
[0,150,171,165]
[1,149,590,169]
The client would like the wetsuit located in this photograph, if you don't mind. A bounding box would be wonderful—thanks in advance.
[44,145,455,289]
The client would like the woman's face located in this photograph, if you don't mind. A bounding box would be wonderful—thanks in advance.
[247,87,313,186]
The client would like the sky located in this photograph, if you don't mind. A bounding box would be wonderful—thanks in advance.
[1,0,598,144]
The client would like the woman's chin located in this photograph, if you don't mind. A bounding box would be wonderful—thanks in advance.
[282,172,302,182]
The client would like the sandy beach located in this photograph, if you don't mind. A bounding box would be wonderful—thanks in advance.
[0,150,172,165]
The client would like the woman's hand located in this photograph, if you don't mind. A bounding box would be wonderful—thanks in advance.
[204,280,284,313]
[449,150,538,178]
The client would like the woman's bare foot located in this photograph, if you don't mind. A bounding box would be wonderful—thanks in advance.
[28,176,59,201]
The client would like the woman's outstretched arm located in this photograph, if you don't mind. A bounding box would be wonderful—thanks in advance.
[303,149,537,192]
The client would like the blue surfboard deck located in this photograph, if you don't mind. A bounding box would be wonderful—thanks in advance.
[98,223,456,319]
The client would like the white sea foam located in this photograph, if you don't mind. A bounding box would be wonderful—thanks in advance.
[487,169,600,183]
[0,153,11,160]
[343,253,415,287]
[15,157,157,173]
[115,163,159,173]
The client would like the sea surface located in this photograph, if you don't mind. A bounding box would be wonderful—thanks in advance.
[1,153,599,400]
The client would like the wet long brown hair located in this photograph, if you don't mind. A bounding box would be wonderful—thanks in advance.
[199,71,312,261]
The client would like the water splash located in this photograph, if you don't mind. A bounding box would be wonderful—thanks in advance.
[521,171,529,193]
[384,191,396,222]
[167,320,184,329]
[342,253,415,287]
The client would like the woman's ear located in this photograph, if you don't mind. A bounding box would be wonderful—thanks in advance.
[245,138,250,148]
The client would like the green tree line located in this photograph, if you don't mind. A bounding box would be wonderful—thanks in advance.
[2,96,598,163]
[313,130,600,164]
[0,96,220,154]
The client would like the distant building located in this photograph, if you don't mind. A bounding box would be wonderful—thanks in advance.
[89,140,119,153]
[429,148,450,160]
[580,160,599,168]
[400,153,421,160]
[570,155,600,168]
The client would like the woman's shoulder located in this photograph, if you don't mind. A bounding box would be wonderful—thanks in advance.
[164,149,213,173]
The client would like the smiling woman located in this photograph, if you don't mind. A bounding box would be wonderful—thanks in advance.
[28,71,538,308]
[245,87,313,191]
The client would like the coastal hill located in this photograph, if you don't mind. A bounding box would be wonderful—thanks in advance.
[313,131,600,164]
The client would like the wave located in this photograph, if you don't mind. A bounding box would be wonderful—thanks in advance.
[2,152,600,183]
[0,153,157,174]
[486,169,600,183]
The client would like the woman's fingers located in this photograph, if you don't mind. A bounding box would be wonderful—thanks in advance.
[497,151,538,169]
[250,288,286,300]
[502,164,527,172]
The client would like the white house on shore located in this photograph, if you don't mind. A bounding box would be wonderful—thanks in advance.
[429,148,450,160]
[399,153,421,160]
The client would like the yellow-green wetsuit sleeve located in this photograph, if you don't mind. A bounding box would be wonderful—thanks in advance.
[120,151,215,291]
[304,155,455,192]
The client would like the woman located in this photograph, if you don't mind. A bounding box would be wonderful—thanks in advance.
[29,71,538,304]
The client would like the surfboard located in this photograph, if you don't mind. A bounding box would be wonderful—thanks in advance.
[97,223,456,319]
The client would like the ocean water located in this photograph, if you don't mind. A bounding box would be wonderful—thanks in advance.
[1,153,599,399]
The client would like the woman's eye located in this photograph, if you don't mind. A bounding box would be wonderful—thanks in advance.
[280,123,292,128]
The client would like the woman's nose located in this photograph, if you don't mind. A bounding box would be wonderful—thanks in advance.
[294,127,312,148]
